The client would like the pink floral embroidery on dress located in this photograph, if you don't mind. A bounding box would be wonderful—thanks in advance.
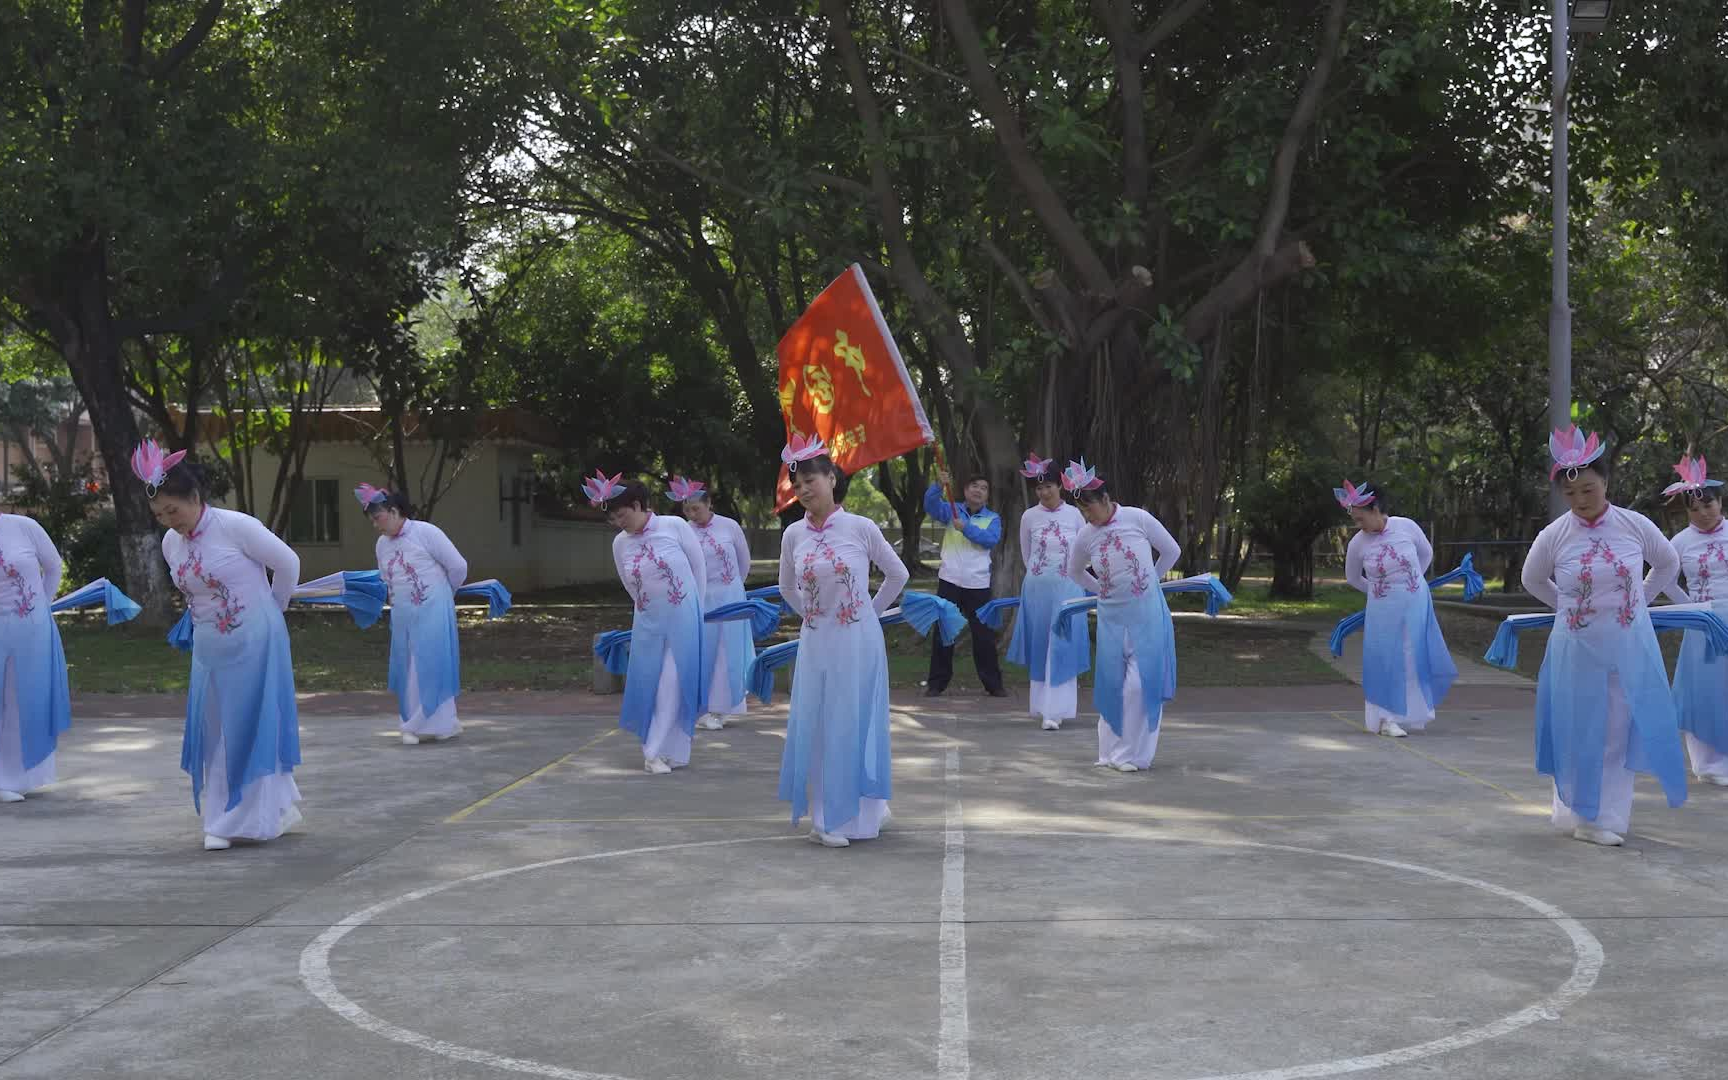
[1369,541,1418,599]
[1567,539,1637,631]
[627,540,686,612]
[1028,521,1071,577]
[1691,540,1727,602]
[799,534,862,628]
[699,529,736,585]
[174,548,245,634]
[0,550,37,617]
[1095,530,1149,598]
[386,549,429,606]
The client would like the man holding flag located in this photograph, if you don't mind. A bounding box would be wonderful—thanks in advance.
[922,468,1007,698]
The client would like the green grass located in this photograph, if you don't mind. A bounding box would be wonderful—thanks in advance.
[60,571,1357,695]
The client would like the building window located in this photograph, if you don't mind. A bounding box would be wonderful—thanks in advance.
[288,477,342,544]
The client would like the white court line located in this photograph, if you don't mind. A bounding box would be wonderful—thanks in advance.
[300,830,1603,1080]
[938,748,969,1080]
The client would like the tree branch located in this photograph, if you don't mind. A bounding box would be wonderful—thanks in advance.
[980,238,1057,339]
[151,0,225,80]
[1254,0,1348,261]
[939,0,1115,293]
[122,0,147,67]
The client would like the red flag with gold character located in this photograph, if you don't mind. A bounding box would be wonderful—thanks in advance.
[775,264,933,509]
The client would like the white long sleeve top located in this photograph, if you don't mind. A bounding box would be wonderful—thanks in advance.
[778,508,909,627]
[612,512,708,613]
[1066,505,1182,603]
[692,513,752,590]
[1345,516,1433,599]
[1020,502,1086,582]
[0,513,62,619]
[1666,521,1728,604]
[1520,507,1678,624]
[376,519,467,606]
[162,505,300,631]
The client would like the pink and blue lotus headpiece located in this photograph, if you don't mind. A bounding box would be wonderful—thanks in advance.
[582,469,626,508]
[1060,459,1104,493]
[1020,452,1056,481]
[1663,454,1724,499]
[1333,479,1377,510]
[1549,425,1606,481]
[781,434,829,469]
[353,482,390,510]
[129,439,187,498]
[667,475,707,502]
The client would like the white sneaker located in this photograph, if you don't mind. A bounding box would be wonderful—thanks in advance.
[1701,774,1728,787]
[203,834,232,851]
[0,790,24,803]
[1572,825,1624,847]
[1040,718,1061,731]
[644,757,673,775]
[1379,721,1409,738]
[807,829,850,848]
[401,732,420,746]
[698,715,725,731]
[1113,762,1140,772]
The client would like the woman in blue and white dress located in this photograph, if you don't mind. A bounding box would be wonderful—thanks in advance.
[1521,426,1687,846]
[1339,480,1458,738]
[1006,453,1090,730]
[0,513,69,802]
[358,484,468,746]
[1062,461,1181,772]
[674,476,755,731]
[138,441,303,851]
[777,435,909,847]
[592,471,707,775]
[1659,455,1728,785]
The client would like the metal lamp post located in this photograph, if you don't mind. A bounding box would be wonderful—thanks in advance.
[1549,0,1613,516]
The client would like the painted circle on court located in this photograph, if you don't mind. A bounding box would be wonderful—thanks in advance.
[298,832,1603,1080]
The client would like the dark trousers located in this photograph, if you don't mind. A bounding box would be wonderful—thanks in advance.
[927,579,1003,693]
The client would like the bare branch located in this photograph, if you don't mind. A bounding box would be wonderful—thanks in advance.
[152,0,224,80]
[1254,0,1348,261]
[939,0,1115,293]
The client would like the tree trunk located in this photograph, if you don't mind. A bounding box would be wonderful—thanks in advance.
[58,298,174,621]
[1268,544,1313,599]
[876,449,930,565]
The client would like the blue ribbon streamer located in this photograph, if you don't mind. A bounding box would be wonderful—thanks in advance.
[704,598,784,640]
[51,577,142,625]
[1483,606,1728,670]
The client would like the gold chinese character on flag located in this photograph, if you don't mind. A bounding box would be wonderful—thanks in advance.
[775,265,933,509]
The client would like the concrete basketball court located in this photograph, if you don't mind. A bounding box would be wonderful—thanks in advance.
[3,684,1725,1080]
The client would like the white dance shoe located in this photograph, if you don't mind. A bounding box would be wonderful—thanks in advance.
[1113,762,1141,772]
[1379,721,1409,738]
[698,715,726,731]
[1040,718,1061,731]
[1701,774,1728,787]
[203,834,232,851]
[401,733,420,746]
[1572,825,1624,847]
[643,757,673,775]
[0,790,24,803]
[807,829,850,848]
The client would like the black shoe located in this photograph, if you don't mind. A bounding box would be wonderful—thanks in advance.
[924,685,945,697]
[985,686,1008,698]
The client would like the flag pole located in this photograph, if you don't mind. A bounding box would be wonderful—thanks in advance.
[931,439,954,504]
